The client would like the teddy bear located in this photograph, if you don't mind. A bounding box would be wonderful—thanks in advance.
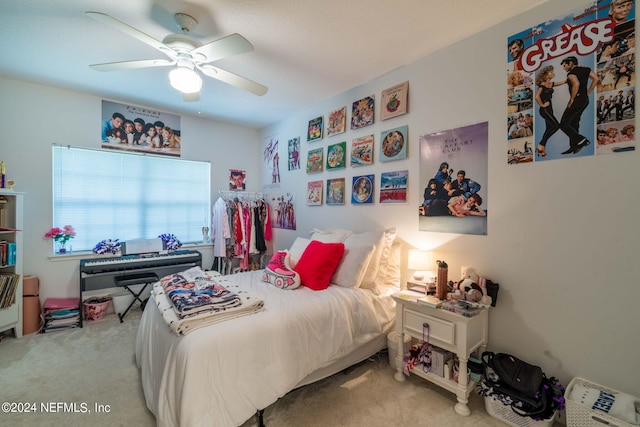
[448,265,484,303]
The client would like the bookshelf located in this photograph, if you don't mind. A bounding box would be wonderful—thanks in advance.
[0,190,24,338]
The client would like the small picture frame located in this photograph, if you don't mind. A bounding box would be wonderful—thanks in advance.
[326,106,347,137]
[326,141,346,170]
[380,125,408,162]
[229,169,246,191]
[380,170,408,203]
[306,147,324,173]
[326,178,345,205]
[352,174,374,204]
[307,116,323,142]
[350,134,374,167]
[351,96,375,129]
[288,137,301,171]
[307,180,323,206]
[380,81,409,120]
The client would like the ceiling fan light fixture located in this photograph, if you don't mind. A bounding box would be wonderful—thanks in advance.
[169,66,202,94]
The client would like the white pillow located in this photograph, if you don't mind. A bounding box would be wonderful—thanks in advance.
[345,227,396,289]
[377,240,401,287]
[288,237,311,268]
[310,228,352,243]
[331,244,376,288]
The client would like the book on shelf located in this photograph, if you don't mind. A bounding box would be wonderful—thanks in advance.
[0,273,20,309]
[417,295,443,308]
[0,241,16,266]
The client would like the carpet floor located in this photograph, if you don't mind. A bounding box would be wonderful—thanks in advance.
[0,308,556,426]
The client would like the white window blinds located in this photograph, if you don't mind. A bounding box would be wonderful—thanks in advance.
[52,145,210,252]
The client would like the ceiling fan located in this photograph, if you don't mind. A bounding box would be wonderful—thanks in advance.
[86,11,268,101]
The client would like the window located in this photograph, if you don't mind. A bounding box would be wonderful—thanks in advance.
[52,145,210,252]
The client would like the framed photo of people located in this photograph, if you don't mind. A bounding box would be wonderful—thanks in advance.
[419,122,488,235]
[101,100,181,157]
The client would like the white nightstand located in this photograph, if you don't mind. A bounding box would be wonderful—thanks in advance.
[392,293,489,416]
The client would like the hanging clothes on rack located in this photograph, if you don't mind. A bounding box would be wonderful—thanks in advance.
[212,191,273,274]
[212,197,230,258]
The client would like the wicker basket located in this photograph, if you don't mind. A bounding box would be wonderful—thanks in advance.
[484,395,556,427]
[83,296,111,321]
[565,377,638,427]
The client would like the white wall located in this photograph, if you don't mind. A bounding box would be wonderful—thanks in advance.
[1,0,638,400]
[260,0,640,397]
[0,76,261,302]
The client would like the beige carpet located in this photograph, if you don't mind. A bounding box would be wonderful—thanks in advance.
[0,309,551,427]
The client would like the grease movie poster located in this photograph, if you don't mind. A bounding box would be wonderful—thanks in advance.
[507,0,635,164]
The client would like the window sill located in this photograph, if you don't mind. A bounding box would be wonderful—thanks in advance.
[48,243,212,262]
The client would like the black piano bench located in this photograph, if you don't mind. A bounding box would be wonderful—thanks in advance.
[114,273,159,323]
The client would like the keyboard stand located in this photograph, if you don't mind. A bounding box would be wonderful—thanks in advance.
[114,273,159,323]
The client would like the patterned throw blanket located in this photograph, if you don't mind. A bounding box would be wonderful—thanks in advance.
[160,266,242,315]
[153,267,264,335]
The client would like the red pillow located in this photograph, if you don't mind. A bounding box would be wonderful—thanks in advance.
[294,240,345,290]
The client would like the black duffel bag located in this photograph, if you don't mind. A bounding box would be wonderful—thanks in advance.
[482,351,548,418]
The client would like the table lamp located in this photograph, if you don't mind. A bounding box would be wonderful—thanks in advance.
[407,249,433,282]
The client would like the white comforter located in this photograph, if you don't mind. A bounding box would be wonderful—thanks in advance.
[135,270,396,427]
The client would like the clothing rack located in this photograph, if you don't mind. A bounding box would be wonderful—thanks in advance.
[212,191,270,275]
[218,190,265,201]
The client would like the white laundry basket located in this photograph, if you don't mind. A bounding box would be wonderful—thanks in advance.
[565,377,639,427]
[484,395,556,427]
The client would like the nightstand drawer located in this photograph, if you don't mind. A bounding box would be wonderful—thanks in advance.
[404,308,455,346]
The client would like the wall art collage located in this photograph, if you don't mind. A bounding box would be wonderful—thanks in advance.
[298,82,410,207]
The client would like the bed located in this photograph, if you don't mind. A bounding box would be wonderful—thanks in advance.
[135,228,400,427]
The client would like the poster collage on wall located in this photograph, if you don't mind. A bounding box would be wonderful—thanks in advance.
[299,82,410,206]
[507,0,636,164]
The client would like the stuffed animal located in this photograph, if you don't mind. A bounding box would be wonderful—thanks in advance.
[448,265,484,302]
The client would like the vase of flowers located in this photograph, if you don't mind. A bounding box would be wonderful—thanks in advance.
[45,225,76,253]
[158,233,182,252]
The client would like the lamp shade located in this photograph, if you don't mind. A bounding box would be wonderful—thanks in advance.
[407,249,433,281]
[169,66,202,94]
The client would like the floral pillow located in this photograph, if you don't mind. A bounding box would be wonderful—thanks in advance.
[262,250,301,290]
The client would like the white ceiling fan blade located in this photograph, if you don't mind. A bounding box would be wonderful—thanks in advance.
[199,65,268,96]
[90,59,175,72]
[85,11,175,57]
[192,33,254,62]
[183,92,200,102]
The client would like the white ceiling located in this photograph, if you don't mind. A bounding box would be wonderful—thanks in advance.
[0,0,550,130]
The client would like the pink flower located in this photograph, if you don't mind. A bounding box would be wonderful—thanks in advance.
[44,225,76,244]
